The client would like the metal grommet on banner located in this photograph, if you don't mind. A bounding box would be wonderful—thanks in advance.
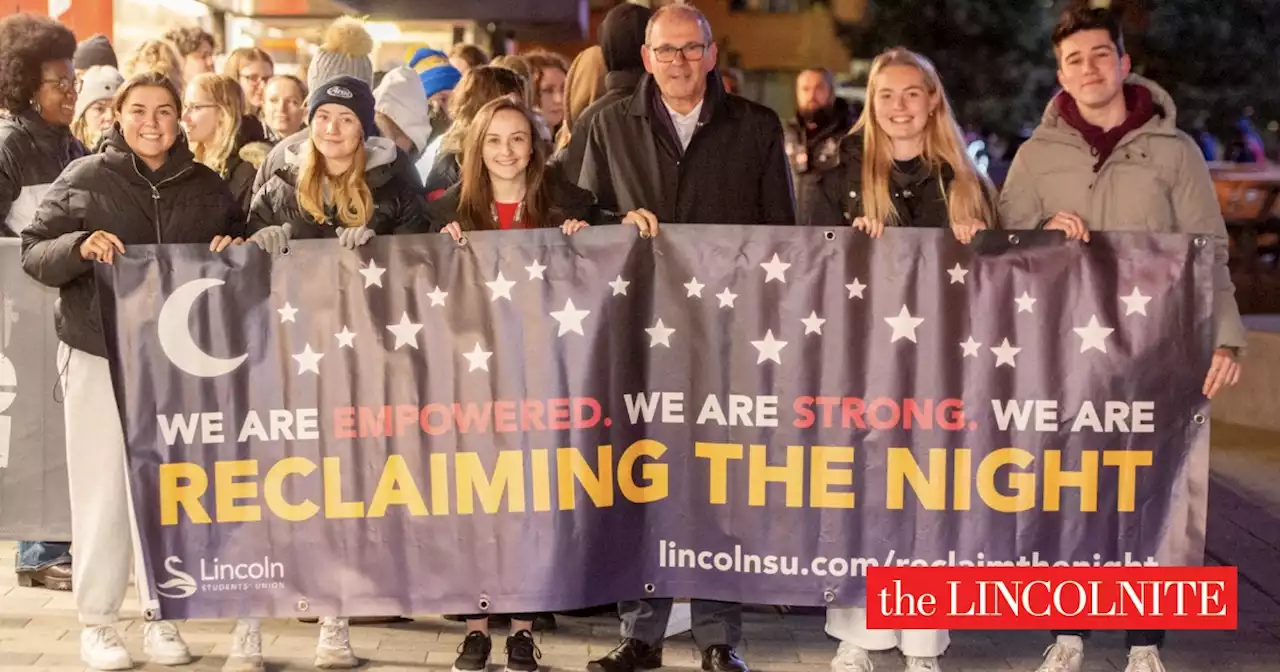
[1008,234,1020,245]
[643,583,656,594]
[280,246,291,257]
[458,236,469,247]
[1194,236,1208,248]
[823,590,836,603]
[143,607,158,621]
[1194,413,1206,425]
[477,596,491,611]
[296,598,310,612]
[824,230,836,241]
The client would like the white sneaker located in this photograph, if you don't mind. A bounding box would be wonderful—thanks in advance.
[1035,641,1083,672]
[223,619,265,672]
[144,621,192,665]
[315,617,359,669]
[1124,646,1166,672]
[906,656,941,672]
[80,625,133,671]
[830,641,874,672]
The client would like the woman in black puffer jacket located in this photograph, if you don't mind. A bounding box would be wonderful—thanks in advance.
[20,71,240,671]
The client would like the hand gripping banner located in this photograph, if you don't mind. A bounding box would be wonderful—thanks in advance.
[96,226,1214,620]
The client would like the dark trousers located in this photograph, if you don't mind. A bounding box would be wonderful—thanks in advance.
[1053,630,1165,648]
[619,599,742,648]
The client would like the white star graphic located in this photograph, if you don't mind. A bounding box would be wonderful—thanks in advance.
[278,302,298,323]
[486,272,516,301]
[646,318,675,348]
[716,288,738,308]
[1073,315,1115,354]
[463,342,493,372]
[292,343,323,375]
[884,305,926,344]
[334,327,356,348]
[751,329,788,365]
[549,298,590,336]
[609,274,630,296]
[525,260,547,280]
[960,336,982,358]
[801,311,826,335]
[947,263,969,285]
[991,338,1022,368]
[426,285,448,307]
[761,254,792,283]
[1015,291,1037,314]
[359,260,386,288]
[386,312,423,350]
[846,278,867,299]
[1121,287,1152,316]
[685,277,705,298]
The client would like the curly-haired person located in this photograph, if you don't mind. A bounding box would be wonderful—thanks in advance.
[164,25,216,83]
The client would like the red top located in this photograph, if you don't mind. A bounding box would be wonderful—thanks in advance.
[495,201,523,230]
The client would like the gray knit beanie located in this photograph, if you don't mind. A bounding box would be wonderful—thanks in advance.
[306,17,374,96]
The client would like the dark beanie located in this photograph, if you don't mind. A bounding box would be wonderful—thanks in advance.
[308,76,379,139]
[74,34,117,70]
[599,3,652,73]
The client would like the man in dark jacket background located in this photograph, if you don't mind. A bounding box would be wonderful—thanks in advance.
[785,68,856,227]
[580,7,791,672]
[577,4,793,228]
[556,1,652,183]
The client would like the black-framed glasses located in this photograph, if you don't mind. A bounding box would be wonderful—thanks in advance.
[649,43,708,63]
[42,77,76,94]
[183,103,218,116]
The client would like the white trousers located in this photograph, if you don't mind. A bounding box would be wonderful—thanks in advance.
[826,607,949,658]
[60,343,153,625]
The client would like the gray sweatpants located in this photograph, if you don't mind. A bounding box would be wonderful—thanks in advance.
[61,344,154,625]
[618,599,742,648]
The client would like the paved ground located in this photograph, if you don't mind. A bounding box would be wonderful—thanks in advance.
[4,423,1279,672]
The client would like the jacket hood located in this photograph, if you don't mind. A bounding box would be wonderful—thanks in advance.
[284,135,399,174]
[599,2,652,73]
[1035,74,1177,144]
[374,66,432,155]
[98,123,197,182]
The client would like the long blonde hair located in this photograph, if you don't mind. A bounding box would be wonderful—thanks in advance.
[187,74,243,178]
[853,48,995,228]
[122,40,185,94]
[296,137,373,228]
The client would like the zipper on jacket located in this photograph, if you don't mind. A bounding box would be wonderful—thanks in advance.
[132,157,191,244]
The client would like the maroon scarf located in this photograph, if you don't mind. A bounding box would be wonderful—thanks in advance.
[1055,84,1156,172]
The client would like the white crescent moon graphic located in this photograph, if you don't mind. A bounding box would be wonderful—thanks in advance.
[157,278,248,378]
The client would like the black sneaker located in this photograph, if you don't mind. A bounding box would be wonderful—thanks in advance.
[504,630,541,672]
[453,632,492,672]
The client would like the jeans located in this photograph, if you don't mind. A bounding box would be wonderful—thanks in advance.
[15,541,72,572]
[1053,630,1165,648]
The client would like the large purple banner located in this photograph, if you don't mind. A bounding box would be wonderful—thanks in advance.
[97,226,1213,620]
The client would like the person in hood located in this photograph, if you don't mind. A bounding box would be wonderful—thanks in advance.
[0,11,81,602]
[374,66,432,162]
[822,50,994,672]
[182,73,272,215]
[423,65,528,197]
[785,68,855,226]
[555,2,652,184]
[253,18,424,196]
[73,34,117,80]
[21,70,241,672]
[71,65,124,152]
[262,74,307,143]
[1000,9,1244,671]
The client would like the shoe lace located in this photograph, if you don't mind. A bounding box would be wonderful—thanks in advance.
[507,632,542,661]
[1039,644,1076,670]
[1126,648,1163,672]
[319,618,350,648]
[834,644,872,671]
[905,657,936,672]
[458,632,489,655]
[148,621,181,643]
[91,626,125,648]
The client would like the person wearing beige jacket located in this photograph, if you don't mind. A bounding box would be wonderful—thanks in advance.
[1001,7,1243,672]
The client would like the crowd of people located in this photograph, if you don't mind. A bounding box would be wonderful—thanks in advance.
[0,3,1244,672]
